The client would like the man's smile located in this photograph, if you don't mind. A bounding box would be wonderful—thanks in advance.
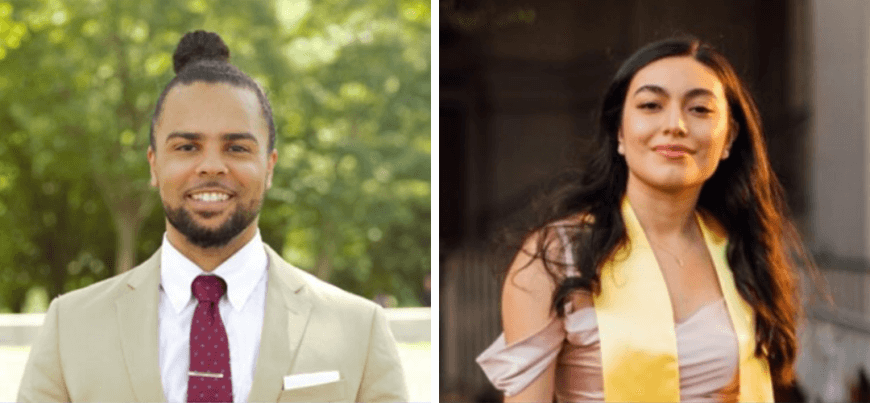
[185,190,236,216]
[189,191,232,202]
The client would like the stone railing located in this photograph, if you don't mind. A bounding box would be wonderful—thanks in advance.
[0,307,430,346]
[796,260,870,403]
[0,314,45,346]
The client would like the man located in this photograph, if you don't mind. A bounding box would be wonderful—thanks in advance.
[17,31,409,402]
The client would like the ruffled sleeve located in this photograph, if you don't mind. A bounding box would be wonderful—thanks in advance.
[475,317,566,397]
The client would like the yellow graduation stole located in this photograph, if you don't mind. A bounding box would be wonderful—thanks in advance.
[592,197,774,402]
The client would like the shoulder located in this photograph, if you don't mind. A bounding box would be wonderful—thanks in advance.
[501,218,589,342]
[540,212,595,253]
[501,214,594,339]
[299,267,380,314]
[265,245,380,318]
[509,213,593,282]
[53,249,160,313]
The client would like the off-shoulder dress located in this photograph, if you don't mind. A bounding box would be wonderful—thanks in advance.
[476,228,740,402]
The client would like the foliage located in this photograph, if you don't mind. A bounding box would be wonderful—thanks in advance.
[0,0,430,311]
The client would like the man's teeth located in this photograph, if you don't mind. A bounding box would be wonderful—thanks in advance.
[191,192,230,202]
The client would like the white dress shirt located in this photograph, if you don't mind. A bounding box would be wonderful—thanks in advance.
[158,231,268,403]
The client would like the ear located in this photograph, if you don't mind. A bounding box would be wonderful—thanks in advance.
[617,128,625,155]
[147,146,158,187]
[721,119,739,160]
[265,148,278,189]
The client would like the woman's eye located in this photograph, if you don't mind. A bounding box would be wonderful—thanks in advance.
[638,102,661,111]
[690,106,714,114]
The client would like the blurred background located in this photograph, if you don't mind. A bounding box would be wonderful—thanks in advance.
[0,0,430,399]
[440,0,870,401]
[0,0,430,312]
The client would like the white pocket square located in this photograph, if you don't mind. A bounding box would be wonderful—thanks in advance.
[282,370,341,390]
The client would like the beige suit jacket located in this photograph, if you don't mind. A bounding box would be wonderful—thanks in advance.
[17,244,409,402]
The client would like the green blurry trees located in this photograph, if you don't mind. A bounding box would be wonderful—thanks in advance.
[0,0,430,311]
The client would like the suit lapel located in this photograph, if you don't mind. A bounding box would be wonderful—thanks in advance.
[115,249,166,402]
[248,245,313,402]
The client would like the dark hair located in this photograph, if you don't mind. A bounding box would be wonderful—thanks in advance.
[523,37,806,386]
[149,30,276,152]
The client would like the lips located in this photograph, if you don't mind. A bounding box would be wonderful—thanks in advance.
[653,144,692,158]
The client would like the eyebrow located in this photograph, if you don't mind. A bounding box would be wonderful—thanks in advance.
[165,131,260,144]
[632,85,717,100]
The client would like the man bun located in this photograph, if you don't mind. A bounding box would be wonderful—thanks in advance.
[172,30,230,74]
[153,29,276,152]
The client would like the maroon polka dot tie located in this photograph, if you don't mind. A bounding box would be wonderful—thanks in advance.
[187,275,233,402]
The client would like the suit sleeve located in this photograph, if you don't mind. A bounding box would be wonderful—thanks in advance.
[17,298,70,402]
[355,305,409,403]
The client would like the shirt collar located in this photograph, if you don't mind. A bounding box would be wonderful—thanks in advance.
[160,230,268,314]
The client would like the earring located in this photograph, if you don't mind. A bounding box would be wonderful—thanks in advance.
[617,141,625,156]
[721,149,730,160]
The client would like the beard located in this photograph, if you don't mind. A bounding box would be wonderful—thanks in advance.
[163,197,262,249]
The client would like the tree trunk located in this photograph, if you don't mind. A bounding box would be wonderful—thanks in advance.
[10,288,27,313]
[315,251,332,281]
[314,221,335,280]
[114,215,138,274]
[47,237,67,299]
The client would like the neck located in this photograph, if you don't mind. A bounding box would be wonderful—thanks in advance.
[165,220,259,272]
[625,174,702,241]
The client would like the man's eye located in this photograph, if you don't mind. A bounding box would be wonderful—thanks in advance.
[176,144,197,151]
[229,145,250,152]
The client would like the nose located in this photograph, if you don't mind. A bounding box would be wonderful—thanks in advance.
[196,146,228,176]
[664,105,687,136]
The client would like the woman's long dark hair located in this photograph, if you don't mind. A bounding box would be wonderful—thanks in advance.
[521,37,806,386]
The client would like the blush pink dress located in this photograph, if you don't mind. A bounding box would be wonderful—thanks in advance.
[476,297,740,402]
[476,227,740,402]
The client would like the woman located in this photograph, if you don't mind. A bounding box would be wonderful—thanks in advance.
[476,37,808,402]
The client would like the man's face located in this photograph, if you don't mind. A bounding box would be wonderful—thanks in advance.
[148,82,277,248]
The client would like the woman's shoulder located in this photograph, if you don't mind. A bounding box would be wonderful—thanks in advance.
[502,213,598,341]
[505,213,594,293]
[542,212,595,267]
[539,212,596,250]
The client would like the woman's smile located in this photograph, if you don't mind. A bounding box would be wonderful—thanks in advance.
[618,56,734,191]
[653,144,693,159]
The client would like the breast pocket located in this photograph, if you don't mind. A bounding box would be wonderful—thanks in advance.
[277,380,348,402]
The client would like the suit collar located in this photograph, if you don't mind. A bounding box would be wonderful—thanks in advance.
[116,248,166,402]
[160,231,269,313]
[260,244,307,309]
[115,244,315,402]
[247,244,314,402]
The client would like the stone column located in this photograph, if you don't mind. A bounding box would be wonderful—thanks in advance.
[799,0,870,400]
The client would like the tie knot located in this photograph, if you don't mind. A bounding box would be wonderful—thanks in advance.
[192,275,226,303]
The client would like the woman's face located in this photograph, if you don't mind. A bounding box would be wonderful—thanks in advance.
[618,56,735,193]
